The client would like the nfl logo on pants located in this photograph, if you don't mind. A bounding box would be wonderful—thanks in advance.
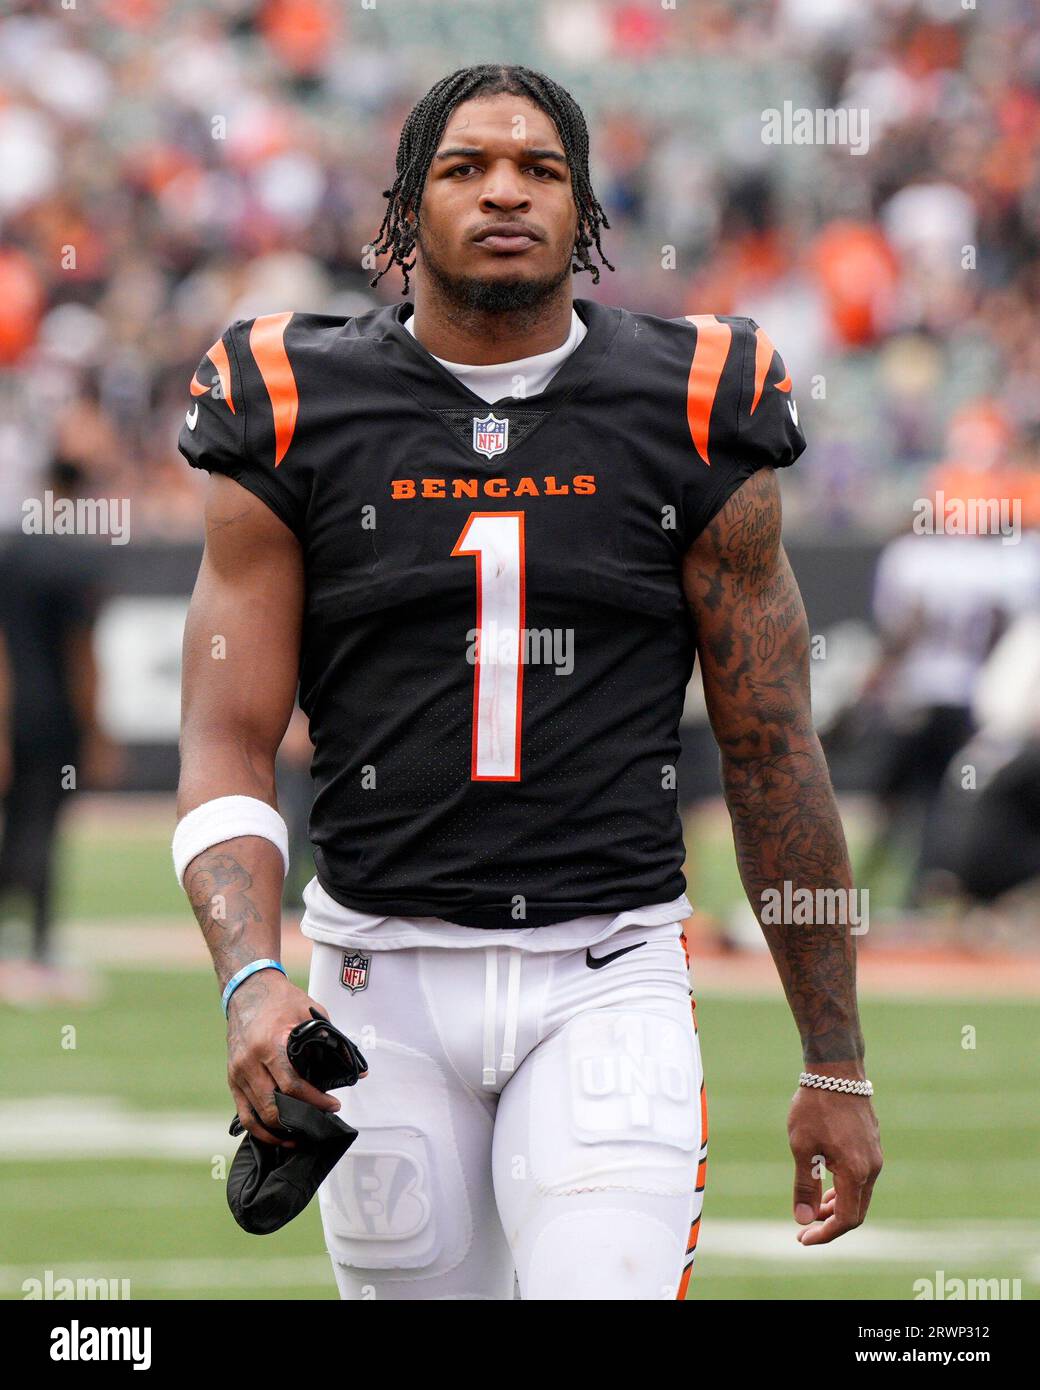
[340,952,370,994]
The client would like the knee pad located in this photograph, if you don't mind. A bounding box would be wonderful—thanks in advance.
[318,1041,475,1275]
[525,1206,686,1301]
[529,1009,700,1197]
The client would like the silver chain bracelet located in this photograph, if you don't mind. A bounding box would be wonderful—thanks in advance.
[799,1070,873,1097]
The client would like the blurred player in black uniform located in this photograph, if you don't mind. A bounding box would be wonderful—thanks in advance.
[0,460,116,1005]
[933,603,1040,917]
[862,528,1040,908]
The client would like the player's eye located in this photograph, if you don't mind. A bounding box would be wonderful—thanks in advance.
[447,163,559,179]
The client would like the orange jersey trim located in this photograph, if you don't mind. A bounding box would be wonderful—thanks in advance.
[684,315,732,467]
[190,336,235,413]
[677,995,708,1300]
[750,326,791,414]
[249,312,298,467]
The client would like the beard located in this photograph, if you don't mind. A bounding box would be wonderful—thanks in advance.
[416,226,574,320]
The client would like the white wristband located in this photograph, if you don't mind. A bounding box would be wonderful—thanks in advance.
[172,795,290,886]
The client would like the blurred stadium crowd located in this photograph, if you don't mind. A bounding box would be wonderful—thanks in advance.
[2,0,1040,537]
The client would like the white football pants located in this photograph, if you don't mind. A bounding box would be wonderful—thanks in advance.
[307,919,707,1300]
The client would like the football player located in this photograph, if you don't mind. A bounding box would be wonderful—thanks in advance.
[175,64,881,1300]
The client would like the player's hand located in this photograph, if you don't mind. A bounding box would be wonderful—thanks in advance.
[788,1075,882,1245]
[226,970,346,1146]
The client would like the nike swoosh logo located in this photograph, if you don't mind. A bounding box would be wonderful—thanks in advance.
[775,373,792,393]
[585,940,646,970]
[185,403,199,430]
[787,398,799,426]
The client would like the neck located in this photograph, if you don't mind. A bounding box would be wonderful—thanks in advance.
[408,284,575,364]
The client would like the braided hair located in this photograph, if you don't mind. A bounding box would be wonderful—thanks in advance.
[368,64,614,295]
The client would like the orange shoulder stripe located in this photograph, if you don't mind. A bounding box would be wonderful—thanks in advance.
[190,335,236,413]
[684,315,732,467]
[751,326,791,414]
[249,312,298,467]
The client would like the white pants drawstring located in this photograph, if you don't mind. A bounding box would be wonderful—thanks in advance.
[482,946,499,1086]
[482,946,524,1086]
[500,948,522,1075]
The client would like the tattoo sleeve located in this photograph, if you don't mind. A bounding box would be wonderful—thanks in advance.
[185,844,283,995]
[683,469,865,1064]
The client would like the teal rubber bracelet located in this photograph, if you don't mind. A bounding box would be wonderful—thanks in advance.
[221,959,286,1017]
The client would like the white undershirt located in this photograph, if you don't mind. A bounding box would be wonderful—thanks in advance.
[403,307,587,404]
[298,306,692,950]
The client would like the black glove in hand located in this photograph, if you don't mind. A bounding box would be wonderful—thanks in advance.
[226,1010,367,1235]
[285,1008,368,1090]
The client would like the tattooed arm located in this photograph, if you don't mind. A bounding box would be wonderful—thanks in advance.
[683,468,881,1244]
[179,474,342,1145]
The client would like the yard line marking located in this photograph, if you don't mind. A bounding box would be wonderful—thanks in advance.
[707,1092,1039,1128]
[697,1219,1040,1266]
[713,1158,1039,1189]
[1,1176,219,1207]
[1,1223,1037,1294]
[0,1098,234,1161]
[0,1256,334,1295]
[0,1094,1035,1161]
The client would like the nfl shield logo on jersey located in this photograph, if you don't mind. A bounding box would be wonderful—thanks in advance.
[472,412,509,459]
[340,952,370,994]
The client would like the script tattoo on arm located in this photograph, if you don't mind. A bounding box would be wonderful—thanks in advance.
[683,469,864,1063]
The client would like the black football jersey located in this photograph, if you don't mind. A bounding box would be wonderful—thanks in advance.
[178,299,805,928]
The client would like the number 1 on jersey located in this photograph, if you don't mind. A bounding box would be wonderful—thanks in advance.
[451,511,526,781]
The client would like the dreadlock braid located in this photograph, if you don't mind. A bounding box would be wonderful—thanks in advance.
[367,63,614,295]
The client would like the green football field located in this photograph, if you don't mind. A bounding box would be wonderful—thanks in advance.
[0,806,1037,1301]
